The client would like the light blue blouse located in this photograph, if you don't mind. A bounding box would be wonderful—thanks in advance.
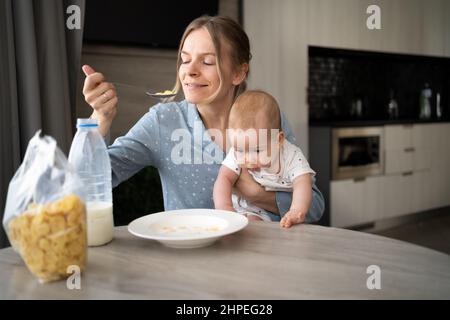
[107,100,324,223]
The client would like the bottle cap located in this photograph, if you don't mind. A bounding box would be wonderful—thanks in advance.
[76,118,98,128]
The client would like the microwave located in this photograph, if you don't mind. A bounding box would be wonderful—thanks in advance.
[331,127,384,180]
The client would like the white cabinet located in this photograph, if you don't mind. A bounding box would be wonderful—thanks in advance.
[429,165,442,210]
[411,170,433,213]
[385,149,414,174]
[331,176,381,228]
[385,124,432,174]
[330,179,363,228]
[436,123,450,207]
[412,124,432,171]
[381,170,434,219]
[442,165,450,207]
[384,125,414,174]
[385,125,413,149]
[427,123,450,208]
[331,123,450,227]
[382,123,448,218]
[428,123,444,209]
[380,173,413,219]
[443,124,450,207]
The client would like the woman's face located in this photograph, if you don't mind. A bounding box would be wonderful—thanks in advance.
[179,27,241,105]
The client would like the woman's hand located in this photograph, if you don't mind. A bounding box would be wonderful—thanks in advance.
[82,65,118,137]
[234,168,279,214]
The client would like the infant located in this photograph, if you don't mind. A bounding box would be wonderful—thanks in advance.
[213,90,315,228]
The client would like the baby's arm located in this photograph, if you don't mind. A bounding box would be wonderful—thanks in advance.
[280,174,313,228]
[213,165,239,212]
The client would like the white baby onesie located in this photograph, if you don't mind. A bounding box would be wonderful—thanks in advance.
[222,140,316,221]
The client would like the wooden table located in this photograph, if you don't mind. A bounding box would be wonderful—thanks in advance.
[1,223,449,299]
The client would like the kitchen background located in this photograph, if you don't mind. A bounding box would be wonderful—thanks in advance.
[75,0,450,253]
[308,46,449,122]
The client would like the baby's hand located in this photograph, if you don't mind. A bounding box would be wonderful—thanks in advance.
[280,209,306,228]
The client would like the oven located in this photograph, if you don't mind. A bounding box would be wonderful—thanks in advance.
[331,127,384,180]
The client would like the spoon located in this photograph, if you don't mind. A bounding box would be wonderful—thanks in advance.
[145,90,177,99]
[112,82,177,99]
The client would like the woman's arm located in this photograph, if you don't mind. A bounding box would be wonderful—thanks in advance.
[83,65,161,188]
[234,169,279,213]
[213,166,239,212]
[107,106,162,187]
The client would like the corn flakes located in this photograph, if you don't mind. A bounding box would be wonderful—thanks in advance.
[155,89,175,95]
[8,194,87,283]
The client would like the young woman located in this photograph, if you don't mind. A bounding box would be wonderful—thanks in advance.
[81,16,324,223]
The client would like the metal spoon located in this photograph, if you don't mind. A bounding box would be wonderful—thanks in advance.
[113,82,177,99]
[145,90,177,99]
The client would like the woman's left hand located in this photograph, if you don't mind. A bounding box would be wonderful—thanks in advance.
[234,168,279,214]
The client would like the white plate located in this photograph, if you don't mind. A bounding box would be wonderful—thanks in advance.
[127,209,248,249]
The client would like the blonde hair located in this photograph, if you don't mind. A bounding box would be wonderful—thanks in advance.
[171,16,251,102]
[229,90,281,130]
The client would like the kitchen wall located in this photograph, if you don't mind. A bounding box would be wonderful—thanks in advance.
[76,0,240,141]
[243,0,450,156]
[76,46,178,141]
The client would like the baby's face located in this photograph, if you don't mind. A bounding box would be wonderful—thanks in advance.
[228,128,282,169]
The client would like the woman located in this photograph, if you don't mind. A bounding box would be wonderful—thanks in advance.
[82,16,324,223]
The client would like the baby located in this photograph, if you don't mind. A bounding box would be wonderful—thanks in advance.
[213,90,316,228]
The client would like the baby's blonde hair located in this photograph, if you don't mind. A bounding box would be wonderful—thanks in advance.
[229,90,281,130]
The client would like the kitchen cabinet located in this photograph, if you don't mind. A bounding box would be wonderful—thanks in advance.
[380,169,440,220]
[329,123,450,228]
[379,170,432,219]
[384,125,414,174]
[428,123,443,209]
[330,179,362,227]
[412,124,432,171]
[385,124,433,174]
[382,123,448,218]
[428,123,450,208]
[412,170,433,213]
[385,125,413,150]
[330,176,381,227]
[437,123,450,207]
[380,173,413,219]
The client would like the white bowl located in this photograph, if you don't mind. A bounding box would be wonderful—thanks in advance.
[127,209,248,249]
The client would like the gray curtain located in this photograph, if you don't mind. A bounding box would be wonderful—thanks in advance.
[0,0,85,248]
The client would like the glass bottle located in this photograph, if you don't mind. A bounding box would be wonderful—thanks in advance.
[419,83,432,120]
[388,90,399,119]
[436,92,442,119]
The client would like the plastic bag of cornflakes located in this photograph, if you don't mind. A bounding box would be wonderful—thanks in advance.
[2,131,87,283]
